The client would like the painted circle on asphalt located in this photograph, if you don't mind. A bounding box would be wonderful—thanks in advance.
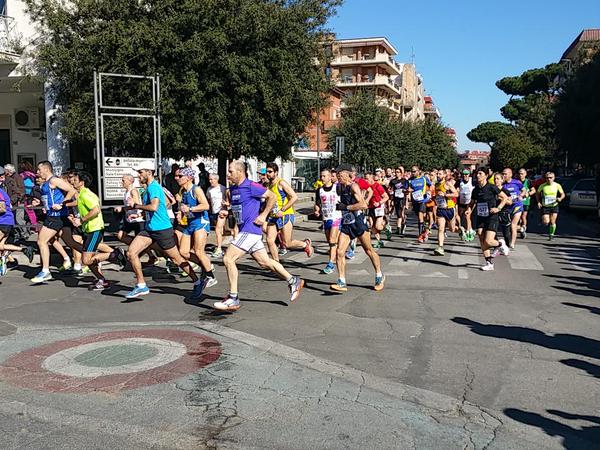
[0,329,222,393]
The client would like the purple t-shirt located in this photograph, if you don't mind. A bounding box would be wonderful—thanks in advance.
[230,178,267,235]
[0,188,14,226]
[503,179,524,211]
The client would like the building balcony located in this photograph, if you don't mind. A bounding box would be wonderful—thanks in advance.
[330,53,401,75]
[335,74,402,96]
[0,15,21,77]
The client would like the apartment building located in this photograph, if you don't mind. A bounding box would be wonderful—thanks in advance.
[396,62,425,121]
[0,0,59,169]
[561,29,600,72]
[424,96,441,122]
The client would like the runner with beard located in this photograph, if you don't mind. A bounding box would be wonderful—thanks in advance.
[389,167,409,236]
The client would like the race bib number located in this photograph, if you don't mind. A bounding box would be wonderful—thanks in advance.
[321,204,335,220]
[476,203,490,217]
[412,190,424,201]
[374,205,385,216]
[342,211,356,225]
[543,195,556,206]
[394,188,404,198]
[435,195,447,209]
[231,204,243,224]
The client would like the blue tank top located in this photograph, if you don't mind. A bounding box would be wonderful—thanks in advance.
[41,176,67,217]
[182,185,208,223]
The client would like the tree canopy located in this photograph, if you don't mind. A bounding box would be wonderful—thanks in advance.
[24,0,341,160]
[466,121,514,149]
[328,91,458,170]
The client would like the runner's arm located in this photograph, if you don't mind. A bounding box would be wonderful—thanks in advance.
[445,183,458,197]
[348,184,367,211]
[557,186,566,202]
[255,190,276,224]
[279,180,298,211]
[51,177,77,203]
[135,197,160,212]
[314,190,321,217]
[190,186,210,212]
[364,186,373,205]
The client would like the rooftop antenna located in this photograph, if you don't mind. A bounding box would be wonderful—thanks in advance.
[411,46,415,65]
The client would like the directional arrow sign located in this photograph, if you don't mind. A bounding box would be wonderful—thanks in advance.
[105,158,114,166]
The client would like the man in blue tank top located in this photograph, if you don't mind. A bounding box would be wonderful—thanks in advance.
[30,161,79,283]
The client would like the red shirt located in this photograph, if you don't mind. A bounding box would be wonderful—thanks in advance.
[355,177,370,191]
[368,182,386,208]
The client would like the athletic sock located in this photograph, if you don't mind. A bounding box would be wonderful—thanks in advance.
[229,292,238,299]
[339,277,346,284]
[485,256,493,264]
[74,263,82,271]
[137,283,147,288]
[287,276,296,285]
[418,222,424,234]
[205,270,215,279]
[376,272,383,278]
[549,224,556,235]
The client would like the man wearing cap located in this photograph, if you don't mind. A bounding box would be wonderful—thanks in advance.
[457,169,475,241]
[330,163,384,293]
[125,161,205,299]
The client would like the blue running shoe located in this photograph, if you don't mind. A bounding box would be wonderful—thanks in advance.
[126,285,150,299]
[190,278,208,300]
[345,249,355,260]
[31,270,52,283]
[330,279,348,292]
[323,262,335,274]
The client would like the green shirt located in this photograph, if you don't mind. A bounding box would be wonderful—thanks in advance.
[77,187,104,233]
[538,182,564,208]
[522,179,531,206]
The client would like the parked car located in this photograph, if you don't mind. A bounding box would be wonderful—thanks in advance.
[569,178,597,212]
[556,177,579,205]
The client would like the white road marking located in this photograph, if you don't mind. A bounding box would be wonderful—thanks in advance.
[458,269,470,280]
[449,245,482,269]
[385,270,410,277]
[389,247,426,266]
[422,271,450,278]
[508,245,544,271]
[348,250,369,265]
[347,269,370,276]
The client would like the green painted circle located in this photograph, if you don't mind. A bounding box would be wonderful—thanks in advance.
[74,344,159,367]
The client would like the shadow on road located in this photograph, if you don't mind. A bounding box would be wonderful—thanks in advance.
[451,317,600,359]
[504,408,600,450]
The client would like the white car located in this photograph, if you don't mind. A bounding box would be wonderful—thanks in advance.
[569,178,597,212]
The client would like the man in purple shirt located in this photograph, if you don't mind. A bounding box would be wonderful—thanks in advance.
[0,183,34,275]
[213,160,304,312]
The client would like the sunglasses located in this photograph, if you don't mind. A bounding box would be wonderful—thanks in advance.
[266,170,275,174]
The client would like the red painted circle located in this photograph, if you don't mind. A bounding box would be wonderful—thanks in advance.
[0,329,222,393]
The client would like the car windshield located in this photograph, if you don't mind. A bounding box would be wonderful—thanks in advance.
[573,180,596,191]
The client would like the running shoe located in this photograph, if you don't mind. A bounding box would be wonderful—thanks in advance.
[0,255,6,276]
[433,246,445,256]
[522,230,527,239]
[214,296,241,312]
[499,239,510,256]
[458,226,465,241]
[400,223,406,236]
[76,266,91,276]
[205,276,218,288]
[345,249,355,260]
[372,240,382,249]
[322,262,335,274]
[491,245,502,258]
[31,270,52,283]
[278,248,288,256]
[125,285,150,299]
[289,276,304,302]
[374,274,385,291]
[22,246,35,263]
[384,225,392,240]
[58,261,72,272]
[330,279,348,292]
[304,239,314,257]
[548,234,554,241]
[480,262,495,271]
[89,279,109,291]
[211,249,224,258]
[189,278,208,300]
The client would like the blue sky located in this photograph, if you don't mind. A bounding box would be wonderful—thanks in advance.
[328,0,599,152]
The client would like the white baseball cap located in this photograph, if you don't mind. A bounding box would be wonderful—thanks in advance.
[136,161,155,172]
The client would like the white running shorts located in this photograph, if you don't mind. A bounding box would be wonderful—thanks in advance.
[231,232,265,254]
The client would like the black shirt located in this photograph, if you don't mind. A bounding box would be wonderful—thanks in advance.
[472,183,501,215]
[389,178,409,198]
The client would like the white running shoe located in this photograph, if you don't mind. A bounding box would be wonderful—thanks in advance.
[499,239,510,256]
[214,296,241,311]
[480,262,495,271]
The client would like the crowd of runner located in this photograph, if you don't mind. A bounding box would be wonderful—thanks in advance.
[0,160,566,311]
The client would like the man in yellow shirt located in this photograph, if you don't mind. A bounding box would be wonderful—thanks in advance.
[69,171,124,291]
[535,172,565,240]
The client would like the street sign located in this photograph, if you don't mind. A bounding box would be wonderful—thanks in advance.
[336,136,345,164]
[102,156,154,200]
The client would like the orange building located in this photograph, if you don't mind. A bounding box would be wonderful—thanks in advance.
[298,88,344,151]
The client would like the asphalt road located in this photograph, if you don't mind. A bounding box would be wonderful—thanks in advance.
[0,208,598,449]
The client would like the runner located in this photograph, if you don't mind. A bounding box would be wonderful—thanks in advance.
[213,160,305,312]
[457,169,475,241]
[345,170,373,259]
[174,167,217,288]
[264,162,313,262]
[408,166,432,242]
[494,173,514,248]
[330,163,384,293]
[517,168,534,238]
[30,161,80,283]
[389,167,409,236]
[0,178,34,275]
[67,171,119,290]
[114,173,157,266]
[124,162,204,299]
[536,172,565,240]
[471,168,510,271]
[314,168,342,274]
[433,169,458,256]
[501,168,527,249]
[207,173,227,258]
[366,172,389,248]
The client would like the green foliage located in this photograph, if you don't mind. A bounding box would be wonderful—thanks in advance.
[556,51,600,167]
[328,91,458,170]
[466,121,514,148]
[496,64,562,97]
[24,0,341,160]
[489,131,542,171]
